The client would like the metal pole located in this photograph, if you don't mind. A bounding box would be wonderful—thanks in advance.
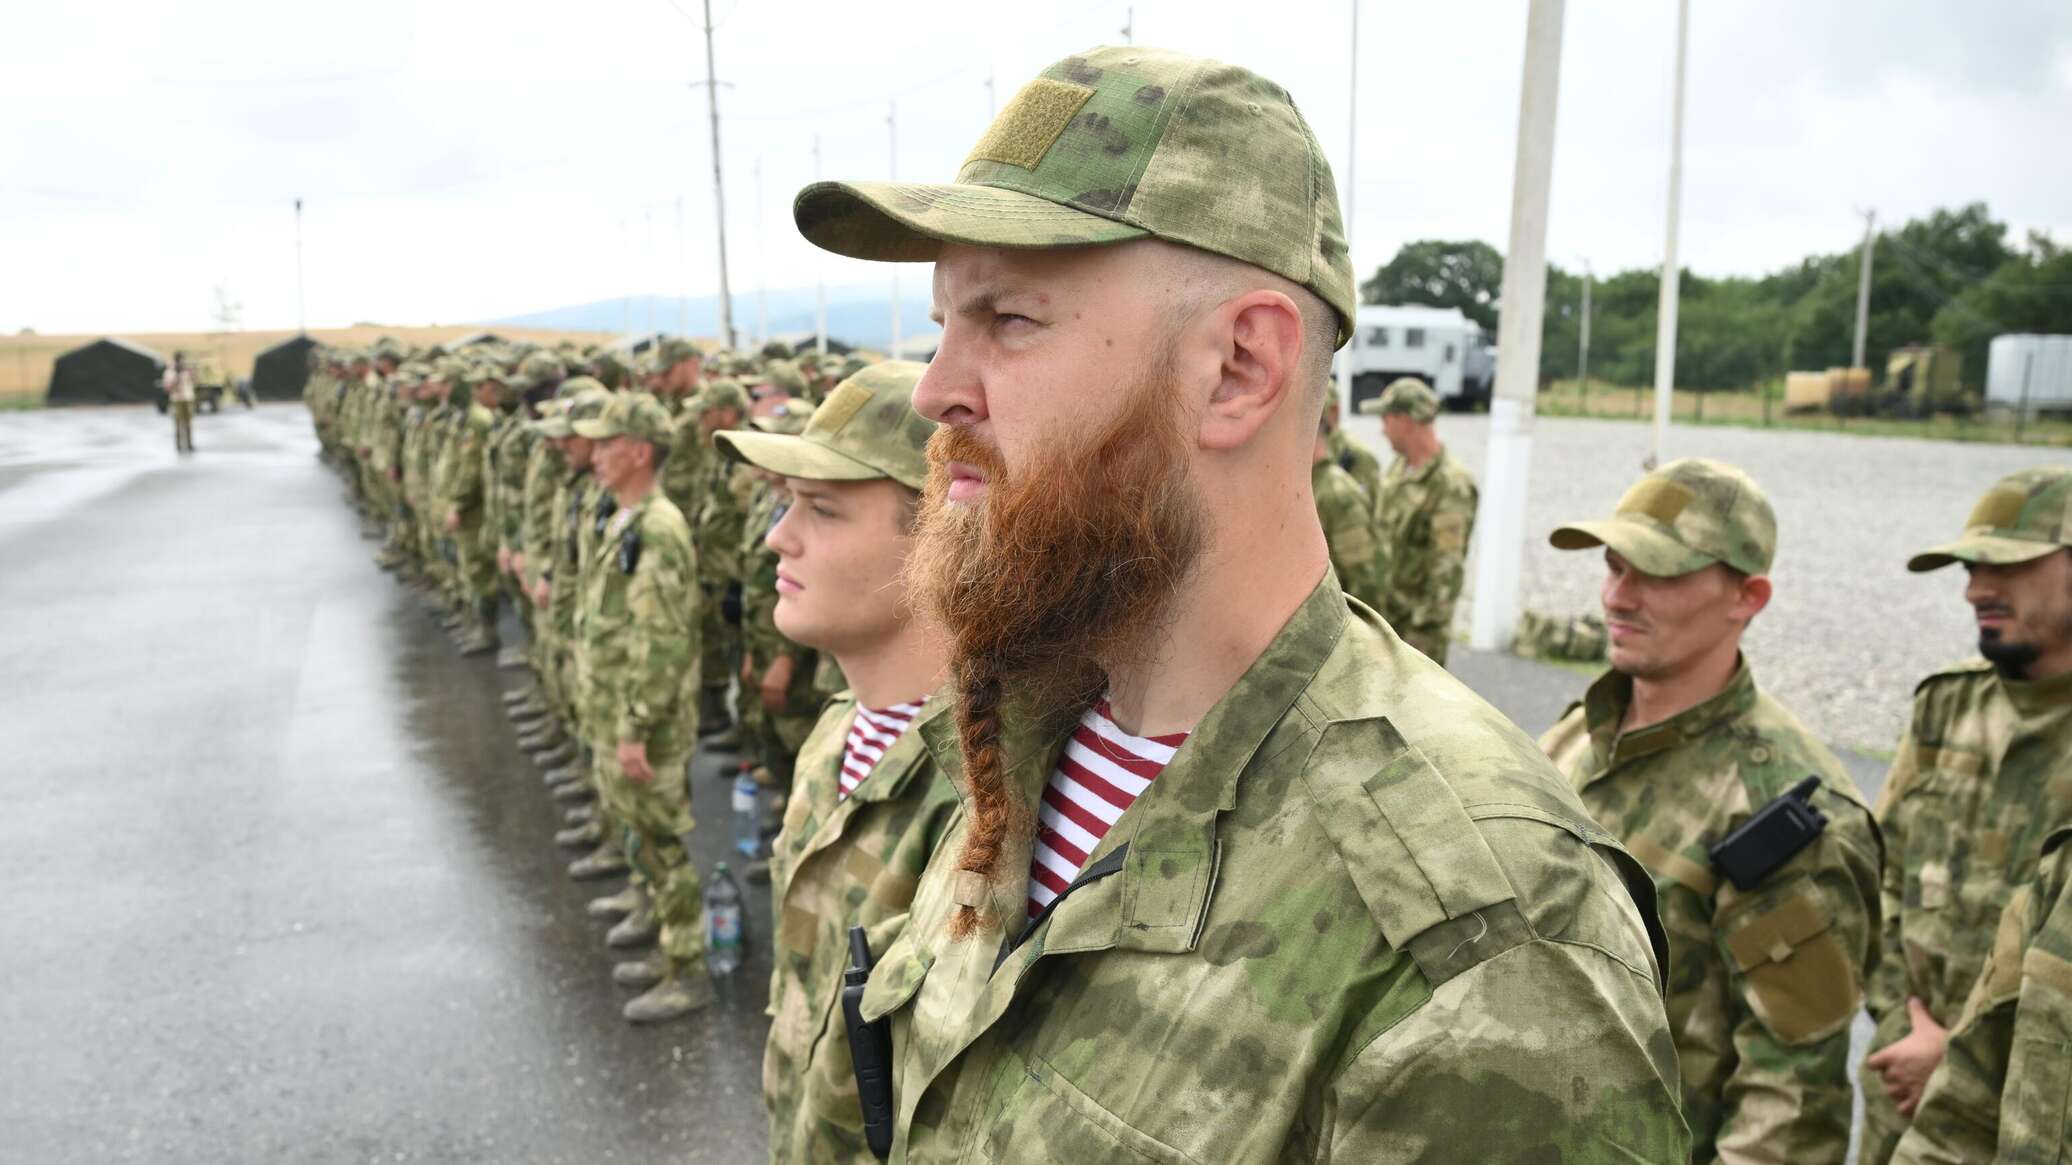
[1335,0,1358,412]
[986,72,997,119]
[754,158,768,348]
[888,102,901,358]
[813,135,828,357]
[1578,260,1591,412]
[645,208,656,336]
[1649,0,1689,469]
[293,197,306,335]
[1469,0,1565,653]
[1122,7,1134,43]
[1852,209,1875,371]
[2017,351,2034,443]
[676,195,689,337]
[701,0,736,351]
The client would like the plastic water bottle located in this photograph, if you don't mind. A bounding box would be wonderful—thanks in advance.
[707,861,744,976]
[731,773,761,858]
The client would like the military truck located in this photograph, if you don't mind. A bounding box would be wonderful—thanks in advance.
[1334,304,1495,413]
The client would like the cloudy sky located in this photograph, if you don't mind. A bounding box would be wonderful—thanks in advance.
[3,0,2068,335]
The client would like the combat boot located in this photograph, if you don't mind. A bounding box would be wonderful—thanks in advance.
[495,645,528,670]
[533,739,577,770]
[567,843,628,881]
[611,948,668,989]
[564,803,596,826]
[544,762,584,786]
[501,686,537,708]
[511,708,554,732]
[606,901,658,948]
[696,688,733,735]
[555,819,603,849]
[587,884,643,920]
[516,723,559,750]
[551,776,594,804]
[623,968,715,1024]
[703,724,742,753]
[457,628,496,657]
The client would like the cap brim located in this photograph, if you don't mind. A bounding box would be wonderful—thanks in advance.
[1907,533,2065,573]
[714,429,884,482]
[570,419,620,439]
[532,420,572,438]
[795,180,1149,262]
[1549,518,1717,577]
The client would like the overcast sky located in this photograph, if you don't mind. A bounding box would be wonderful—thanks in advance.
[4,0,2068,335]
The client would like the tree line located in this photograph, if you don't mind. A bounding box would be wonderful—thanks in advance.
[1359,203,2072,392]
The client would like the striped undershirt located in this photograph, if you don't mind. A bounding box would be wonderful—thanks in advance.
[838,699,926,800]
[1027,699,1189,920]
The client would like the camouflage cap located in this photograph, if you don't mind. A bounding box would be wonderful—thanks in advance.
[552,374,603,401]
[794,45,1356,345]
[747,397,814,436]
[694,378,752,415]
[1907,466,2072,573]
[766,359,810,397]
[512,351,568,392]
[573,390,673,446]
[529,398,569,436]
[536,387,612,439]
[656,337,700,369]
[714,361,935,491]
[1550,457,1777,578]
[1373,377,1439,422]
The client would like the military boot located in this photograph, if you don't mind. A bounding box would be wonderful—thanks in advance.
[555,819,604,849]
[533,739,577,770]
[550,776,594,804]
[587,884,643,920]
[511,708,554,732]
[606,901,659,949]
[564,803,596,826]
[696,687,733,736]
[461,599,500,655]
[611,948,668,990]
[567,843,628,881]
[516,721,559,748]
[457,626,496,657]
[544,761,585,786]
[494,645,528,670]
[501,684,535,706]
[623,967,715,1024]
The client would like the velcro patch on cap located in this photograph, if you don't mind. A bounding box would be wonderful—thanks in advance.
[966,78,1095,171]
[1968,486,2027,533]
[1617,478,1693,527]
[814,382,873,434]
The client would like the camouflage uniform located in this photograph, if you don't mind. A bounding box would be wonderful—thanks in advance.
[1861,467,2072,1164]
[1515,609,1609,663]
[1326,424,1381,512]
[1310,455,1382,610]
[1895,825,2072,1164]
[1370,379,1475,665]
[693,380,754,728]
[433,370,501,647]
[572,394,705,993]
[1542,664,1880,1163]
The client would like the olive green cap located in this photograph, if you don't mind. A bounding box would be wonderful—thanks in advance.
[573,390,673,445]
[714,361,935,491]
[511,351,567,392]
[794,45,1355,346]
[766,359,810,397]
[534,385,612,438]
[656,337,700,369]
[1908,466,2072,572]
[1371,377,1439,422]
[748,397,814,436]
[694,379,751,415]
[1550,457,1777,578]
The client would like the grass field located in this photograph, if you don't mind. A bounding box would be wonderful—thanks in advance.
[0,324,620,406]
[1536,378,2072,448]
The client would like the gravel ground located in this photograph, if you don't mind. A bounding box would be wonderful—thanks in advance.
[1340,411,2072,755]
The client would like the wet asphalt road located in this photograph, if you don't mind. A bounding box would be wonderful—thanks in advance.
[1,404,773,1164]
[0,404,1890,1162]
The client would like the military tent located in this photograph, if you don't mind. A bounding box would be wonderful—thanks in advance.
[45,337,166,406]
[249,334,320,401]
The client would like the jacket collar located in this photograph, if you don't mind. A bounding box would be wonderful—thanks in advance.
[1582,655,1758,776]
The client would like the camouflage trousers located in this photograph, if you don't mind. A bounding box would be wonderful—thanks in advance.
[453,521,497,602]
[699,580,740,706]
[595,742,703,974]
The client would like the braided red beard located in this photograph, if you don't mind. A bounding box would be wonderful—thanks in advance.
[906,367,1206,938]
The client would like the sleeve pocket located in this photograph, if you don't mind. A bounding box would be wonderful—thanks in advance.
[1723,892,1861,1044]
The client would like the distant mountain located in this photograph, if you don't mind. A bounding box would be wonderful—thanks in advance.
[487,286,939,351]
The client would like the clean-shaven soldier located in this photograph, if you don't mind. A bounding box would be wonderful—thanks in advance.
[792,45,1686,1163]
[1539,458,1882,1165]
[715,362,959,1164]
[1860,465,2072,1163]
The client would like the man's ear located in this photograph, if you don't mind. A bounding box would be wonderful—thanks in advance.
[1733,573,1773,623]
[1199,289,1305,452]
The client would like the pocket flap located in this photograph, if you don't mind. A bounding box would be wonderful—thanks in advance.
[860,941,934,1024]
[1724,893,1831,972]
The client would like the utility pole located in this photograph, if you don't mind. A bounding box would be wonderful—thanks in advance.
[1468,0,1565,653]
[1122,7,1134,44]
[700,0,736,351]
[1649,0,1689,470]
[1852,209,1876,370]
[888,102,901,358]
[813,135,828,357]
[1578,259,1592,411]
[986,71,997,119]
[293,197,306,335]
[1335,0,1358,411]
[753,157,768,347]
[644,207,656,336]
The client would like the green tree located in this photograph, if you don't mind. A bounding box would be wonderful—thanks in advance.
[1933,233,2072,379]
[1359,240,1502,331]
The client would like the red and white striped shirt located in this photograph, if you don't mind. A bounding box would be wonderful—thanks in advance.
[1027,700,1189,919]
[839,699,926,800]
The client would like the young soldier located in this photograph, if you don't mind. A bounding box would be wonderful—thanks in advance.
[1860,465,2072,1162]
[436,363,504,655]
[714,362,958,1164]
[792,45,1684,1161]
[570,391,706,1023]
[1367,376,1477,666]
[1311,415,1382,609]
[1539,458,1882,1164]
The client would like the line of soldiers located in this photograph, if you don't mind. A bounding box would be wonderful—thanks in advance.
[301,42,2072,1165]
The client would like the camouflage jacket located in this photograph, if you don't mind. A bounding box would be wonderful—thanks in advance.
[764,695,961,1165]
[553,471,609,638]
[696,455,755,583]
[518,437,564,588]
[1860,659,2072,1164]
[575,488,699,756]
[1896,825,2072,1165]
[1311,457,1382,611]
[434,403,495,530]
[489,414,531,552]
[857,575,1687,1163]
[660,410,708,520]
[1541,661,1882,1165]
[1374,445,1477,665]
[1326,428,1382,513]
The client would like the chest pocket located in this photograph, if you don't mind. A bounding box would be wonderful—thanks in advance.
[975,1054,1196,1165]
